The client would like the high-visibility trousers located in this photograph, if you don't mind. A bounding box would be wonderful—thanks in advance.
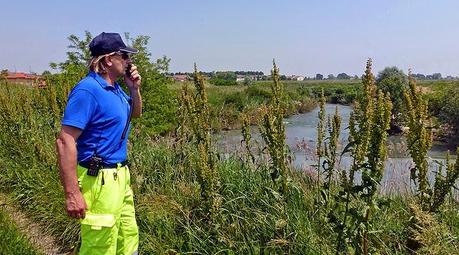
[77,164,139,255]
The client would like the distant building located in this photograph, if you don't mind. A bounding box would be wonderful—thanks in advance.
[4,72,46,88]
[236,75,245,82]
[173,74,189,82]
[289,75,304,81]
[236,75,259,82]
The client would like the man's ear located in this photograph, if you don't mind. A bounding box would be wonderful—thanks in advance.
[104,56,113,67]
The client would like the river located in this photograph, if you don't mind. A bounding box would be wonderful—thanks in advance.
[216,104,455,194]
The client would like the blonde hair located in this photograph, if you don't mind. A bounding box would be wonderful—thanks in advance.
[88,52,117,74]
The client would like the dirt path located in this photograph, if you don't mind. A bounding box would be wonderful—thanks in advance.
[0,193,68,255]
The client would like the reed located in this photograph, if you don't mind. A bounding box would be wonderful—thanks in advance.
[259,60,289,195]
[325,59,392,254]
[178,64,222,235]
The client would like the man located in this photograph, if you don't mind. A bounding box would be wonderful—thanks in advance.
[56,32,142,255]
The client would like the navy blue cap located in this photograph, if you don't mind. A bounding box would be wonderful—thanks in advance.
[89,32,138,57]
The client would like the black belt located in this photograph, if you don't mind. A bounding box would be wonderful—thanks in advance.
[79,160,129,169]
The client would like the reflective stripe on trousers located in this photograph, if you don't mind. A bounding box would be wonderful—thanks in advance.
[77,164,139,255]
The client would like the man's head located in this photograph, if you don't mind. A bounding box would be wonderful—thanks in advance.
[89,32,138,57]
[88,32,138,75]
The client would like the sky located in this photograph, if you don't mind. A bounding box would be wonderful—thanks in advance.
[1,0,459,76]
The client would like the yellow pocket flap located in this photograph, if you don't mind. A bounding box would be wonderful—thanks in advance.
[81,214,115,229]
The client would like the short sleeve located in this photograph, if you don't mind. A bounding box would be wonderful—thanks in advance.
[62,89,98,130]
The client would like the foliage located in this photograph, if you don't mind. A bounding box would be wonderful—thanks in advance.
[301,84,359,105]
[404,73,459,212]
[193,82,316,131]
[120,33,178,135]
[256,61,294,252]
[209,71,238,86]
[376,66,408,129]
[259,60,289,195]
[405,75,457,210]
[242,76,252,86]
[241,112,255,164]
[403,72,459,252]
[427,83,459,144]
[324,59,392,254]
[315,90,342,203]
[406,202,458,254]
[316,89,326,201]
[337,73,351,79]
[1,69,8,81]
[430,150,459,212]
[0,81,79,251]
[177,65,222,234]
[403,74,433,208]
[49,31,92,76]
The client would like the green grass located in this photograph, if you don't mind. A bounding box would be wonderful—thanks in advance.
[1,78,459,254]
[417,79,459,88]
[0,208,42,255]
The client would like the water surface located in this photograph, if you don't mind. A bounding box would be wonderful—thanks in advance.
[216,104,454,194]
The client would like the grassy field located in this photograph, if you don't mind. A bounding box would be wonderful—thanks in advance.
[1,74,459,254]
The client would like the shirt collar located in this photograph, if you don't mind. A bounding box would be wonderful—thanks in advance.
[88,71,120,90]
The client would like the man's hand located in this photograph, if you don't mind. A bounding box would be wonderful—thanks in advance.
[125,64,141,91]
[124,64,143,118]
[65,190,88,219]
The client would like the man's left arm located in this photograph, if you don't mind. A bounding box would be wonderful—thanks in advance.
[129,88,142,118]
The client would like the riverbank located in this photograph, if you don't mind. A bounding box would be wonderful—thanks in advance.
[170,80,361,131]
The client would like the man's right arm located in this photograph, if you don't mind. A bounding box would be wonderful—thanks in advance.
[56,125,87,219]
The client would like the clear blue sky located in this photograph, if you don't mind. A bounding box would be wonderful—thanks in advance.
[2,0,459,76]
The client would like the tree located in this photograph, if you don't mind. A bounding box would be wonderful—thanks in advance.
[413,73,426,80]
[41,70,51,76]
[327,74,335,80]
[209,71,237,86]
[432,73,442,80]
[429,85,459,144]
[215,71,236,81]
[0,69,8,81]
[376,66,408,133]
[315,74,323,80]
[122,33,177,134]
[337,73,350,79]
[50,31,93,76]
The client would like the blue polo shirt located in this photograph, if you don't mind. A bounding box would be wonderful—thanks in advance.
[62,72,131,164]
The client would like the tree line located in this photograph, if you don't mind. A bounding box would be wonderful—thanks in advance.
[168,71,456,82]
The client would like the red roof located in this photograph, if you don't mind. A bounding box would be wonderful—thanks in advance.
[173,74,188,81]
[6,72,40,80]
